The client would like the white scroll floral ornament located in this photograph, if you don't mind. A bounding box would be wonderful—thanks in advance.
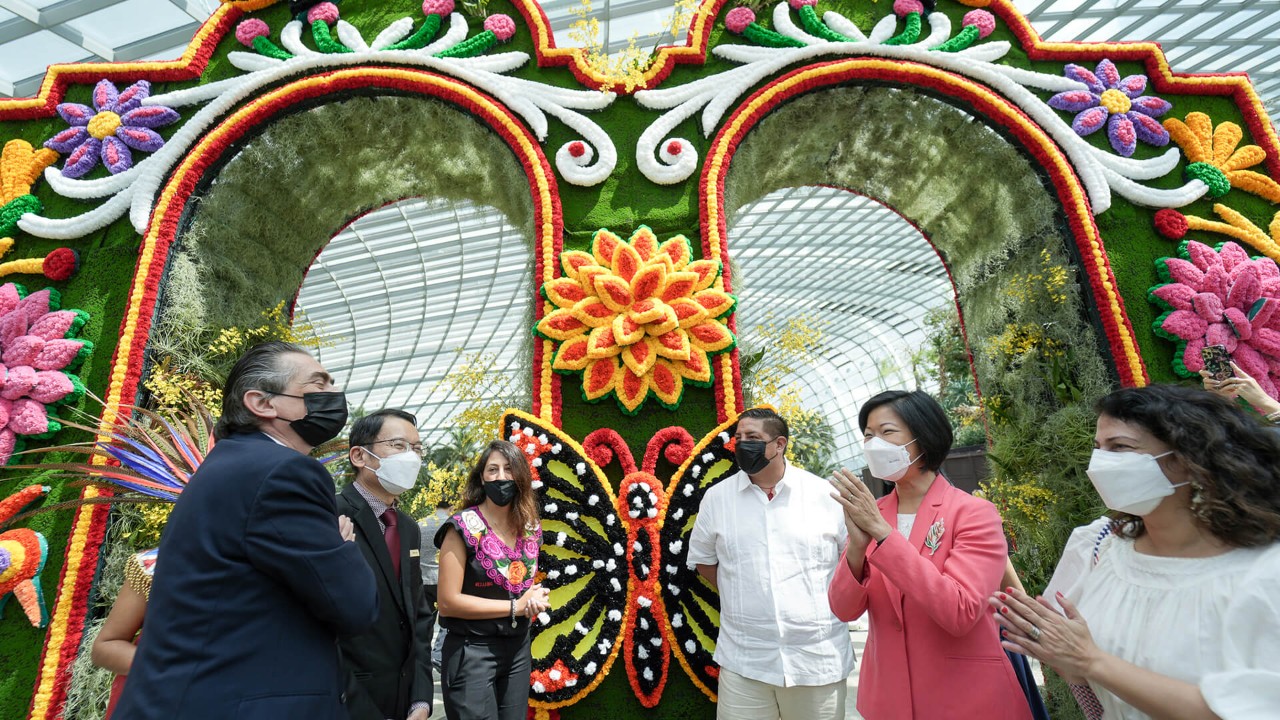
[22,0,617,241]
[633,0,1207,214]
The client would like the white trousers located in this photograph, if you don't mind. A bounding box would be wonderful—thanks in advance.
[716,668,847,720]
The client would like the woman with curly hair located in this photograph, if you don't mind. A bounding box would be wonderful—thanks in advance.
[991,384,1280,720]
[435,440,550,720]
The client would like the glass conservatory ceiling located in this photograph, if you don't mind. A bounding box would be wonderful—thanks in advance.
[2,0,1279,109]
[5,0,1279,464]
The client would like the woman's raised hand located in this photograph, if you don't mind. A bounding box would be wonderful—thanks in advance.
[829,468,891,544]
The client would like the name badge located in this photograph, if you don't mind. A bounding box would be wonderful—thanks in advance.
[409,549,421,557]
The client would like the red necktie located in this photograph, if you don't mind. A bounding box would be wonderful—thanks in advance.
[381,508,401,579]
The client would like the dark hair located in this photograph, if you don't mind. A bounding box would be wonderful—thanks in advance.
[858,390,953,472]
[460,440,539,537]
[737,407,789,439]
[348,409,418,478]
[215,341,309,439]
[1095,384,1280,546]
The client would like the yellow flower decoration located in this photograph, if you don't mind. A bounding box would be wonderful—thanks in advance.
[536,226,736,414]
[1,140,58,206]
[1164,112,1280,202]
[1183,205,1280,263]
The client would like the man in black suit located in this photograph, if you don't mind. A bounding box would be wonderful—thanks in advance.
[113,341,379,719]
[338,409,434,719]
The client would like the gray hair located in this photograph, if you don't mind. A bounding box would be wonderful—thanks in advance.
[214,340,309,439]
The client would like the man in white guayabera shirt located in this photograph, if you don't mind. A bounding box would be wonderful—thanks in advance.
[687,407,854,720]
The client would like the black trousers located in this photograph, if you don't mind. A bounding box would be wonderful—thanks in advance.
[441,632,531,720]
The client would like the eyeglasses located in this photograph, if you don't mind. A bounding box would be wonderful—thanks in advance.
[366,439,426,457]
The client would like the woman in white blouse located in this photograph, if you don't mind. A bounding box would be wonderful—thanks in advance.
[990,384,1280,720]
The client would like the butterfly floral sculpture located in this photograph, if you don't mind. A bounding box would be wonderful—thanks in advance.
[504,409,746,708]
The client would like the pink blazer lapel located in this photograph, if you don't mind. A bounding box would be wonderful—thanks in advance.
[906,475,951,556]
[878,492,906,624]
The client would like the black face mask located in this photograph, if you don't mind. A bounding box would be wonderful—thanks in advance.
[734,439,774,476]
[483,479,517,507]
[273,391,348,447]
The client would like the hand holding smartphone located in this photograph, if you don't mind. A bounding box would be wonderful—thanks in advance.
[1201,344,1234,382]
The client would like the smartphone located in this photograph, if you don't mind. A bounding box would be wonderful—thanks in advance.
[1201,344,1234,382]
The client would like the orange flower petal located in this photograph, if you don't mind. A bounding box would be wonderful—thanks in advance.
[688,321,735,353]
[668,297,709,328]
[631,263,666,302]
[657,236,692,270]
[583,357,621,400]
[685,260,721,291]
[616,369,650,413]
[560,251,598,281]
[644,304,679,337]
[571,297,616,328]
[1222,144,1266,173]
[692,288,736,318]
[1164,112,1210,163]
[552,336,592,371]
[650,359,683,407]
[661,271,699,303]
[628,298,667,325]
[678,346,712,384]
[592,229,623,268]
[587,324,623,358]
[654,329,692,361]
[536,309,588,341]
[613,313,645,345]
[578,265,608,293]
[613,242,643,283]
[1211,121,1243,168]
[543,277,589,308]
[630,226,660,261]
[621,337,659,376]
[594,274,634,313]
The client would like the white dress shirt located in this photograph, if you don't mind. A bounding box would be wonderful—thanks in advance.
[1047,517,1280,719]
[687,463,854,687]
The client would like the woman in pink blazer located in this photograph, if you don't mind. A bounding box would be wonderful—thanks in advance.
[828,390,1031,720]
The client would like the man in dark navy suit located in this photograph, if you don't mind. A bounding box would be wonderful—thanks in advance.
[338,409,434,719]
[113,341,378,720]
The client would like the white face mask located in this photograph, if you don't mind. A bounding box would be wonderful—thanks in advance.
[1086,449,1186,516]
[363,448,422,496]
[864,436,920,483]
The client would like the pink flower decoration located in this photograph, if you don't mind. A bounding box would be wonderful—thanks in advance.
[788,0,817,7]
[235,19,271,47]
[725,7,755,34]
[0,282,92,464]
[894,0,925,17]
[307,2,340,24]
[963,9,995,38]
[484,14,516,42]
[1151,241,1280,398]
[423,0,454,15]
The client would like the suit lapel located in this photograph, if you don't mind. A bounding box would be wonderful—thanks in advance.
[342,484,407,616]
[396,508,416,611]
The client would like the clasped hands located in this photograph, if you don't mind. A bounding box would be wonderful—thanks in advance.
[828,469,892,548]
[988,586,1103,682]
[519,583,551,620]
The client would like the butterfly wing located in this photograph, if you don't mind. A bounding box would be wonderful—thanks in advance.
[503,411,630,708]
[657,416,739,701]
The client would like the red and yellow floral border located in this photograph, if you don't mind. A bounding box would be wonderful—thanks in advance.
[699,58,1152,423]
[27,66,563,719]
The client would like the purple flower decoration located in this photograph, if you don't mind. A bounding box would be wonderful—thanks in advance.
[43,80,179,178]
[1048,59,1171,157]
